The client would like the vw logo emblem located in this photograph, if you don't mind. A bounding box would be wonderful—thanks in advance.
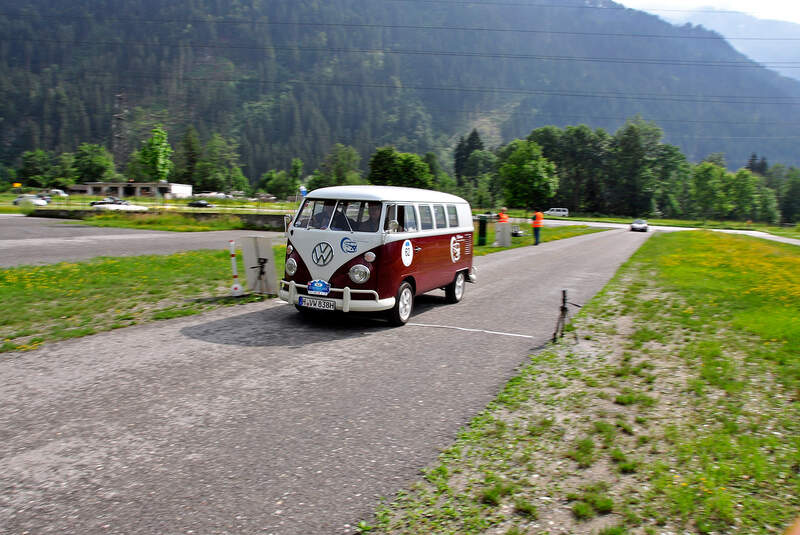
[311,242,334,266]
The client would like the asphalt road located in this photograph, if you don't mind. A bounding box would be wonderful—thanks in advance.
[0,215,283,267]
[0,228,651,534]
[539,217,800,246]
[1,215,794,270]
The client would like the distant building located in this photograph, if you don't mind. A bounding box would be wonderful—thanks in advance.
[71,181,193,199]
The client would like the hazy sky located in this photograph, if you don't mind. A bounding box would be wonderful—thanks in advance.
[620,1,800,25]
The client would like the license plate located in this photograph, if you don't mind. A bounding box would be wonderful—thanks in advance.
[298,296,336,311]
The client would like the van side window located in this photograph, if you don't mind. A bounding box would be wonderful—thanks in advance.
[402,205,418,232]
[418,204,434,230]
[384,203,417,232]
[447,204,459,227]
[433,204,447,228]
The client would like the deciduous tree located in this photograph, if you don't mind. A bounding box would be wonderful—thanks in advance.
[368,146,433,189]
[74,143,116,182]
[498,139,558,210]
[139,125,174,182]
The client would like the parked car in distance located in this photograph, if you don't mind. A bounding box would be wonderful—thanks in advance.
[195,192,233,199]
[90,196,129,206]
[49,189,69,197]
[93,202,148,212]
[630,219,648,232]
[187,200,214,208]
[543,207,569,217]
[13,194,48,206]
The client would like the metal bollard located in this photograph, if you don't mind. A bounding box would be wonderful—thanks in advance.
[478,214,488,246]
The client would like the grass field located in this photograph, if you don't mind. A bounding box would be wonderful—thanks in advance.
[0,225,602,353]
[473,223,609,256]
[471,208,800,240]
[0,246,286,352]
[363,231,799,534]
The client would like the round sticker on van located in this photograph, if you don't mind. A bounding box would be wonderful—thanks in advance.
[401,239,413,267]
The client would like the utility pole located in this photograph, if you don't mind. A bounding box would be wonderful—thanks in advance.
[112,91,129,171]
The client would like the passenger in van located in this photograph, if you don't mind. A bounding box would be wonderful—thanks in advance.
[358,202,383,232]
[383,204,417,232]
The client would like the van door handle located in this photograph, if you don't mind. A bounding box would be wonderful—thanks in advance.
[414,246,422,252]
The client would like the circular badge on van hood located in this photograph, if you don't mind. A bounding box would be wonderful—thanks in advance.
[311,242,334,266]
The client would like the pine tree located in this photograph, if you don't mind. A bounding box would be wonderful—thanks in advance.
[756,157,769,176]
[175,126,201,185]
[453,136,467,185]
[465,129,484,155]
[746,152,759,173]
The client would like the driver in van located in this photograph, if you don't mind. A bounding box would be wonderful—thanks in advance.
[310,201,334,228]
[311,200,349,230]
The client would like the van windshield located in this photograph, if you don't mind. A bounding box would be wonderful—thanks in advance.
[295,199,382,232]
[295,199,336,229]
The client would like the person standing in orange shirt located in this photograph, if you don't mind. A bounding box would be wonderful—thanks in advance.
[497,207,509,223]
[531,208,544,245]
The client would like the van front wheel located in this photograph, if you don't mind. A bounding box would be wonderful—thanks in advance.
[445,271,466,304]
[387,281,414,326]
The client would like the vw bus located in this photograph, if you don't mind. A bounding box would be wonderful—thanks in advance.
[279,185,476,325]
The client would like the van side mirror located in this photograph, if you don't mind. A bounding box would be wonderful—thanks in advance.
[284,214,293,236]
[387,220,400,233]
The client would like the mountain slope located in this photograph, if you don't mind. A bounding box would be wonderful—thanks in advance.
[1,0,799,178]
[664,9,800,83]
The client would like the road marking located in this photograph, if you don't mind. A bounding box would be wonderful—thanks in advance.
[407,322,534,339]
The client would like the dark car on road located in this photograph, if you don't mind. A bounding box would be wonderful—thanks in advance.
[90,196,129,206]
[187,200,214,208]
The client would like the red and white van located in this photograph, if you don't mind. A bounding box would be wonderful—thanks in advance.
[279,185,476,325]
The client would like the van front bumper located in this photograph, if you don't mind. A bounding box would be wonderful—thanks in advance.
[279,280,396,313]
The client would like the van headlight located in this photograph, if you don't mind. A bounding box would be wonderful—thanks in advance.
[348,264,371,284]
[286,245,294,255]
[285,258,298,276]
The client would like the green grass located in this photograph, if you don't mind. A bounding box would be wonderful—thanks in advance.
[567,437,596,468]
[0,245,286,352]
[364,231,800,534]
[0,214,599,353]
[469,207,800,240]
[0,205,25,214]
[472,222,609,256]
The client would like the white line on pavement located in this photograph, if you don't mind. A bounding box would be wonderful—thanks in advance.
[407,322,534,339]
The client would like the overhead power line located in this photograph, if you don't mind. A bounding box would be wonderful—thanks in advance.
[3,37,799,69]
[61,69,800,105]
[1,11,798,41]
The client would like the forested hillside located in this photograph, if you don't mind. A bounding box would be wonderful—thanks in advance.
[2,0,800,179]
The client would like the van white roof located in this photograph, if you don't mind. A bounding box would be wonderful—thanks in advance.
[307,185,469,204]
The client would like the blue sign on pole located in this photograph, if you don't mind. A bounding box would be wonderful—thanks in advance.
[299,185,308,197]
